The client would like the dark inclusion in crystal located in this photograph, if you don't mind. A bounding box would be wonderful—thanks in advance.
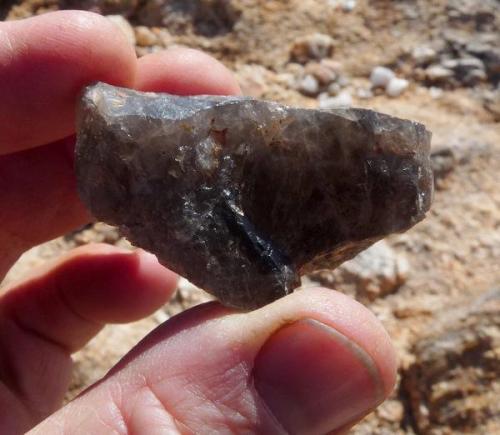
[76,83,433,310]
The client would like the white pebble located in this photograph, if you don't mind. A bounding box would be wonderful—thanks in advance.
[319,91,352,109]
[425,65,454,81]
[343,0,357,11]
[386,77,409,97]
[411,46,437,65]
[299,74,320,95]
[370,66,395,88]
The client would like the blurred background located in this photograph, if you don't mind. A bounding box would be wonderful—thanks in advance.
[1,1,499,433]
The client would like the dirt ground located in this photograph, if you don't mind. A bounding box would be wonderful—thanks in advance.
[2,1,500,434]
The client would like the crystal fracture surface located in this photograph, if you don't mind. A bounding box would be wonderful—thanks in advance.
[76,83,433,309]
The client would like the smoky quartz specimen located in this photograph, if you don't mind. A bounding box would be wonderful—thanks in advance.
[76,82,433,310]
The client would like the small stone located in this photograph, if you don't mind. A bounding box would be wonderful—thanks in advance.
[105,15,136,46]
[463,68,487,85]
[336,74,350,88]
[377,400,405,422]
[370,66,396,88]
[237,64,273,98]
[440,58,487,86]
[309,240,410,301]
[156,28,173,47]
[425,65,455,82]
[327,82,342,96]
[298,74,320,96]
[320,59,343,72]
[343,0,357,11]
[290,33,335,64]
[386,77,409,97]
[304,62,337,85]
[411,46,437,65]
[76,83,433,310]
[134,25,158,46]
[318,90,353,108]
[441,57,485,71]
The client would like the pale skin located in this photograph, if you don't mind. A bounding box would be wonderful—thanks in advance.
[0,11,397,434]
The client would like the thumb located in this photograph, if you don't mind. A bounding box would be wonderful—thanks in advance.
[30,288,396,434]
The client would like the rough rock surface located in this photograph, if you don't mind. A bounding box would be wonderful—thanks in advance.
[402,288,500,434]
[309,240,410,302]
[76,82,433,309]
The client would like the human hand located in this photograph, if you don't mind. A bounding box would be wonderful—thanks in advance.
[0,11,396,434]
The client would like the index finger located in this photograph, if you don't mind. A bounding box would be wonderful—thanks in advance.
[0,10,137,155]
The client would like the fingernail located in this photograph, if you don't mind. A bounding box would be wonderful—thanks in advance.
[254,319,384,434]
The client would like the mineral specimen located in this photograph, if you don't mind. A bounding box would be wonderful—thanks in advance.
[76,82,433,310]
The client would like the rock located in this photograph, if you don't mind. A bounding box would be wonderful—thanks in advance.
[336,74,350,88]
[327,82,342,96]
[304,61,338,85]
[298,74,320,96]
[69,222,121,246]
[318,90,353,108]
[463,68,487,85]
[386,77,409,97]
[290,33,335,64]
[376,399,405,423]
[441,57,487,86]
[320,59,343,74]
[370,66,395,88]
[442,57,485,71]
[481,48,500,81]
[134,25,158,46]
[447,0,497,31]
[466,37,500,81]
[425,65,455,83]
[76,83,433,310]
[430,146,457,180]
[370,67,409,96]
[105,15,136,46]
[308,241,410,302]
[411,46,438,65]
[402,288,500,434]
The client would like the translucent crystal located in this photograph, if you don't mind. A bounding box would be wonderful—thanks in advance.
[76,83,433,310]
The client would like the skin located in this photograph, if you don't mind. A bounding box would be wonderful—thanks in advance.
[0,11,397,435]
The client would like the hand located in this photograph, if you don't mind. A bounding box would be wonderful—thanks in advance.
[0,11,396,434]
